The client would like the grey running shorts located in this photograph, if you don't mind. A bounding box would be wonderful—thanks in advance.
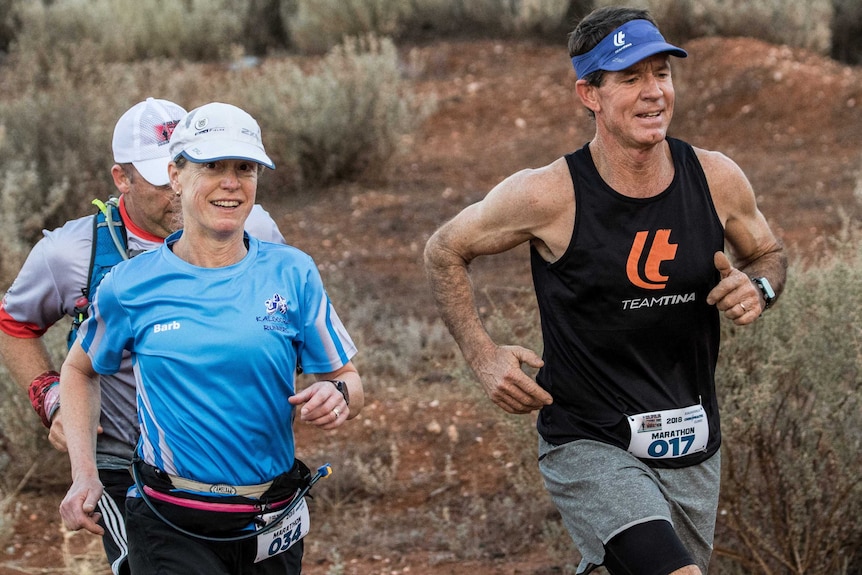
[538,438,721,574]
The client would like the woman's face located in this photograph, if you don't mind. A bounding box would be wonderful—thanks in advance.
[170,159,258,240]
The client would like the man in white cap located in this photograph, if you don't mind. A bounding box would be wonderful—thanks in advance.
[0,98,286,574]
[424,6,786,575]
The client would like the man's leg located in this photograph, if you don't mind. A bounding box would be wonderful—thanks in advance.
[97,469,132,575]
[603,519,698,575]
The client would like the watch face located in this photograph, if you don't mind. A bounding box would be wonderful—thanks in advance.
[756,277,776,304]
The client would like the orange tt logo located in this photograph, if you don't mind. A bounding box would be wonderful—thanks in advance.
[626,229,678,290]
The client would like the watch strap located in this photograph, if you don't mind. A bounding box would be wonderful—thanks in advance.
[326,379,349,405]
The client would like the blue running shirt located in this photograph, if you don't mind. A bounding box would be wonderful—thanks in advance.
[79,231,357,486]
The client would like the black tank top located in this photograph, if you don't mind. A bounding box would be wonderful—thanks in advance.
[531,138,724,468]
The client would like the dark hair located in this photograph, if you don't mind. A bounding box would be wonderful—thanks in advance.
[568,6,658,87]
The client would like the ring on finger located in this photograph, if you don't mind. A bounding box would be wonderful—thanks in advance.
[739,302,747,312]
[333,407,340,418]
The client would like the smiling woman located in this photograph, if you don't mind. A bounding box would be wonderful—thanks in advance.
[167,103,273,265]
[170,154,263,266]
[57,101,365,575]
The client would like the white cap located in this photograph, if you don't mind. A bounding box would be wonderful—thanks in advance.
[169,102,275,169]
[112,98,187,186]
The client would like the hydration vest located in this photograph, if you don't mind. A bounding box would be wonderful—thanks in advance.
[67,197,129,348]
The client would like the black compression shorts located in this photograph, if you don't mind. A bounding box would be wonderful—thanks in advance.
[603,519,695,575]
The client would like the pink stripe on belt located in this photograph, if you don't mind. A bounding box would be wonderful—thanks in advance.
[142,485,293,513]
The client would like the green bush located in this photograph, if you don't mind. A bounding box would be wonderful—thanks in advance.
[0,41,113,264]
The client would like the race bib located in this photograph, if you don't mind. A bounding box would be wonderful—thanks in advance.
[254,497,310,563]
[627,404,708,459]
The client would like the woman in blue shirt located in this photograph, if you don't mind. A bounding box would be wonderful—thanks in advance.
[59,102,364,575]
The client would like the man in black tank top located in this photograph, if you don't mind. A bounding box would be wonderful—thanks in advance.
[424,6,786,575]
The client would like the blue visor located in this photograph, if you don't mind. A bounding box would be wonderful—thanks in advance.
[572,19,687,80]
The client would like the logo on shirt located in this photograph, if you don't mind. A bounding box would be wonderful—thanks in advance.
[626,229,678,290]
[265,293,288,315]
[259,293,291,333]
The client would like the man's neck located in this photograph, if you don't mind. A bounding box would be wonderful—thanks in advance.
[588,136,674,198]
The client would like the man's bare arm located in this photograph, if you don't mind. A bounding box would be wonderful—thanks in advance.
[424,168,566,413]
[699,149,788,322]
[0,330,55,391]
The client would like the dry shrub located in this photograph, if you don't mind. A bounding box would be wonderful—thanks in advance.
[284,0,860,65]
[234,34,432,189]
[832,0,862,64]
[287,0,406,55]
[593,0,834,55]
[0,39,114,248]
[0,45,203,267]
[714,240,862,573]
[347,308,457,381]
[2,0,861,66]
[0,32,427,271]
[0,327,68,558]
[405,0,571,37]
[286,0,571,53]
[12,0,243,63]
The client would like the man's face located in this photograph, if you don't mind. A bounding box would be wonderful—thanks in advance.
[118,165,182,238]
[590,54,676,149]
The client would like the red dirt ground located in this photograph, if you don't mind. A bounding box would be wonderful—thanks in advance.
[2,36,861,574]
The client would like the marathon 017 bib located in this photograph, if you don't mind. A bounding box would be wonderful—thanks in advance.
[254,497,310,563]
[627,404,708,459]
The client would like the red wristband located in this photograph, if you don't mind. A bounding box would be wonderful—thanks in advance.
[28,370,60,428]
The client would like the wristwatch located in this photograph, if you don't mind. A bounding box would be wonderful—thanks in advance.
[752,277,776,309]
[328,379,350,405]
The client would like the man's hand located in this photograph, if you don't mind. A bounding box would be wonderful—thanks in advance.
[48,411,68,452]
[706,251,761,325]
[47,411,103,453]
[472,345,552,414]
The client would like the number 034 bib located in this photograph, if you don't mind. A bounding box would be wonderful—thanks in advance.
[254,497,310,563]
[627,404,709,459]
